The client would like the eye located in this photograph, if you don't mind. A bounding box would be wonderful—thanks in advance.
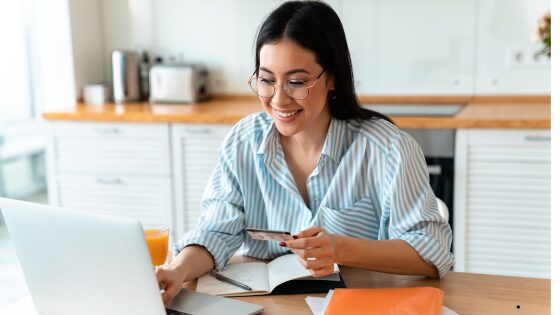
[288,80,306,87]
[258,77,275,85]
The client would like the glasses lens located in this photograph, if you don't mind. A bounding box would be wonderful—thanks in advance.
[284,82,308,100]
[249,78,260,96]
[249,77,275,98]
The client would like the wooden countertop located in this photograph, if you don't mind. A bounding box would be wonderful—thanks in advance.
[42,95,551,129]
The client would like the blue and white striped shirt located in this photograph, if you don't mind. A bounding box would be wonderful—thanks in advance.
[174,112,455,277]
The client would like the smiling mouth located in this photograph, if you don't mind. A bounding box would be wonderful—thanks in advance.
[274,109,303,118]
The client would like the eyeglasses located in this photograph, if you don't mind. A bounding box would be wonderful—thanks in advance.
[248,69,325,100]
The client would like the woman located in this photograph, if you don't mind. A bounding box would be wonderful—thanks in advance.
[157,0,454,303]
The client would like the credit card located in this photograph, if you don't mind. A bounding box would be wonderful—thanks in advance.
[246,228,294,241]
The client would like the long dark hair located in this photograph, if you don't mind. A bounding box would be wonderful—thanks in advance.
[254,0,392,123]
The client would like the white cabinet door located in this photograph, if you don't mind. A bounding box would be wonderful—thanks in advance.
[51,122,171,175]
[171,124,232,241]
[454,129,550,278]
[57,174,172,228]
[47,121,175,239]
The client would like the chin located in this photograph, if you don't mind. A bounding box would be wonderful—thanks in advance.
[273,120,304,137]
[274,123,299,137]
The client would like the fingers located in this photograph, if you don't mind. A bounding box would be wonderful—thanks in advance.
[294,226,323,239]
[290,246,332,259]
[296,256,335,277]
[155,267,182,305]
[286,232,329,250]
[310,266,335,278]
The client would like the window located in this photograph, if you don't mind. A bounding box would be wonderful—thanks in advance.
[0,1,33,125]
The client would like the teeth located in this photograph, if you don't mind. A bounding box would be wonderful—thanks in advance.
[275,110,300,118]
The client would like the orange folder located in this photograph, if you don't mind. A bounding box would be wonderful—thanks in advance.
[323,287,443,315]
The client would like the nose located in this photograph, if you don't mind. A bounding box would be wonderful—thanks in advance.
[270,83,292,107]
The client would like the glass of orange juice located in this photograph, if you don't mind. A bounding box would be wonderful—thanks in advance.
[143,226,169,267]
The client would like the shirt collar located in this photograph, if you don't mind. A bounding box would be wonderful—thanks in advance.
[256,116,347,164]
[320,118,346,165]
[257,119,277,157]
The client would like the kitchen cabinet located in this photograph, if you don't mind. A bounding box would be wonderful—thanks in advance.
[46,122,174,238]
[171,124,232,240]
[453,129,550,278]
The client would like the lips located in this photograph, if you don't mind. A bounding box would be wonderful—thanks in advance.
[273,108,303,118]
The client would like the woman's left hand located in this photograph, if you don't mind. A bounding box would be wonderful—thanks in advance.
[283,226,337,277]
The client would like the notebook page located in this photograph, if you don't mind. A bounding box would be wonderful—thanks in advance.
[267,254,313,290]
[196,262,269,295]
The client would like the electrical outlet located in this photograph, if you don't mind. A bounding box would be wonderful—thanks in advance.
[507,46,550,69]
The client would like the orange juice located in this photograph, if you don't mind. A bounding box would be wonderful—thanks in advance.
[144,228,169,266]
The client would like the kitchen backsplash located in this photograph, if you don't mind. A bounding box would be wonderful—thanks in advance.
[68,0,551,98]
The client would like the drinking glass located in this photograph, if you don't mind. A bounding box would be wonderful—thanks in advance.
[143,226,169,266]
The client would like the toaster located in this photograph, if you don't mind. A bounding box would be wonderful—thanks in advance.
[149,64,209,103]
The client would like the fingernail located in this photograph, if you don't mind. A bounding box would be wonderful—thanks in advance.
[279,242,286,247]
[293,236,299,239]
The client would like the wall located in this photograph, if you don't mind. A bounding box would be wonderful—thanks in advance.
[70,0,551,97]
[68,0,106,99]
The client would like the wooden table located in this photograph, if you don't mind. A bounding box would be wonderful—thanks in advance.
[4,264,550,315]
[184,262,551,315]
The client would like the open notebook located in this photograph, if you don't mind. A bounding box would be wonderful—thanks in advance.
[196,254,343,297]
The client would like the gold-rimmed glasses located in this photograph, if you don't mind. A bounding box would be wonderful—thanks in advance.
[248,70,325,100]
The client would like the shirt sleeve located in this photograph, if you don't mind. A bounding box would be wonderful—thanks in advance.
[380,132,455,278]
[173,140,245,271]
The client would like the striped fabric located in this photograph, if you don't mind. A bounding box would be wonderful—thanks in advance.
[174,112,455,277]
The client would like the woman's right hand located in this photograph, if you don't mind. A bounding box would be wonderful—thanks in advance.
[155,265,184,304]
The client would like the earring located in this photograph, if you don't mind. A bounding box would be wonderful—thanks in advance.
[329,90,337,99]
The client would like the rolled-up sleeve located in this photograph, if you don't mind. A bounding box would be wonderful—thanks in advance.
[381,133,455,278]
[173,142,245,271]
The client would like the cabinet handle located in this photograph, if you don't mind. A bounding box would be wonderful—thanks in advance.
[96,177,123,185]
[524,135,550,142]
[427,165,442,175]
[183,128,211,135]
[94,127,121,134]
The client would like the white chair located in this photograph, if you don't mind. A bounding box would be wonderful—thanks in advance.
[436,197,449,222]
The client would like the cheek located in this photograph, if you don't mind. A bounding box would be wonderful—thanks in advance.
[304,94,327,113]
[259,96,271,108]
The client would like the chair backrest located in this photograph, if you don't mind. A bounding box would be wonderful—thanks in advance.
[436,198,449,222]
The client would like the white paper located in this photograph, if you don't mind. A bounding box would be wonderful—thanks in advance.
[196,262,269,295]
[267,254,314,290]
[442,306,459,315]
[268,254,340,290]
[305,296,326,315]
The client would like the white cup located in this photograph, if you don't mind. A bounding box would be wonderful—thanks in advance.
[83,84,108,105]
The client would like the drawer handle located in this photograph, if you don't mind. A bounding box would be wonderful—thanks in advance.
[96,177,123,185]
[524,135,550,142]
[183,128,211,135]
[94,127,121,134]
[427,165,442,175]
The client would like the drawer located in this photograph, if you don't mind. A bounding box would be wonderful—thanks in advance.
[56,174,173,229]
[51,122,171,175]
[51,121,169,138]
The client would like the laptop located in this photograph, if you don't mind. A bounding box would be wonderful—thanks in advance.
[0,198,263,315]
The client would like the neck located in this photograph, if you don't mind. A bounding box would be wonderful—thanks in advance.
[281,112,331,155]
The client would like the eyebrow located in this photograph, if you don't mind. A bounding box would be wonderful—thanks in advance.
[259,67,310,75]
